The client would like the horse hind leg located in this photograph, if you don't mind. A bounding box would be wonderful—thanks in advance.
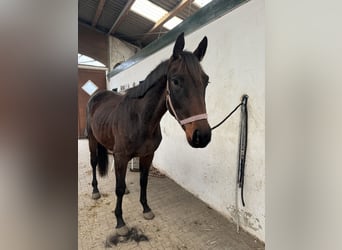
[88,135,101,200]
[140,154,155,220]
[91,155,101,200]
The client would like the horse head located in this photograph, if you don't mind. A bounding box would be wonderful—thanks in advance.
[166,33,211,148]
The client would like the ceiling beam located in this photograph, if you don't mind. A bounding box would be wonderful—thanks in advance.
[79,20,108,35]
[92,0,106,27]
[143,0,194,40]
[108,0,135,35]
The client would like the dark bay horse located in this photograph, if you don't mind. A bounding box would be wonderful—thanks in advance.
[86,33,211,235]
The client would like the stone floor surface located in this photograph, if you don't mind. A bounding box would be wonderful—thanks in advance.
[78,139,264,250]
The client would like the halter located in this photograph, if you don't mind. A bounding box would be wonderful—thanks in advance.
[165,80,208,125]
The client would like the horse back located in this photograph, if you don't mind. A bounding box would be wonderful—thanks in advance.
[87,90,122,114]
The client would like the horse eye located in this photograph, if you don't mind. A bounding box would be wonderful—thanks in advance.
[172,79,180,86]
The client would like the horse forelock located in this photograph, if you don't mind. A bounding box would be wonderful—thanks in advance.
[174,52,204,84]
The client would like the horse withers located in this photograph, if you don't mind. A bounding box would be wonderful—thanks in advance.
[86,32,211,236]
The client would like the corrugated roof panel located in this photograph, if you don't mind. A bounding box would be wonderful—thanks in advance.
[115,11,155,41]
[194,0,213,8]
[163,16,183,30]
[130,0,167,23]
[78,0,98,23]
[177,4,200,20]
[145,26,169,43]
[149,0,200,22]
[97,0,127,30]
[149,0,179,11]
[78,0,204,47]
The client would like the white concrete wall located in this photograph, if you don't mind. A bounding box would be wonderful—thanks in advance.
[109,0,265,241]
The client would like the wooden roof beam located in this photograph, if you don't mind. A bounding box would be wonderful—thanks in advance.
[92,0,106,27]
[108,0,135,35]
[145,0,194,38]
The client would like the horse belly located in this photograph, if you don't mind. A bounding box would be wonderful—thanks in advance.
[91,115,115,150]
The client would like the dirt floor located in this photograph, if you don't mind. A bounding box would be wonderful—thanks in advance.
[78,139,264,249]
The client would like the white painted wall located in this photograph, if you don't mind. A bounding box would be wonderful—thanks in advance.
[109,0,265,241]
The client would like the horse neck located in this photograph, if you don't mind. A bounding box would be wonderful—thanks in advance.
[141,76,168,128]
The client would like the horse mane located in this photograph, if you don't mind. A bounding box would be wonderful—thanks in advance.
[126,60,169,98]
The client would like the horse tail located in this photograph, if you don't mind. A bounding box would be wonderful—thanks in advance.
[97,143,108,177]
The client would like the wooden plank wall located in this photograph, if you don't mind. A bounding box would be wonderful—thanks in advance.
[78,67,107,138]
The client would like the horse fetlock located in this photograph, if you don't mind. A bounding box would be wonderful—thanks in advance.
[91,180,98,187]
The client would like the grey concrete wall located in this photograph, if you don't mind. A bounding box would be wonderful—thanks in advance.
[109,36,139,73]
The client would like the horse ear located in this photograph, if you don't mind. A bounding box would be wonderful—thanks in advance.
[193,36,208,61]
[173,32,185,58]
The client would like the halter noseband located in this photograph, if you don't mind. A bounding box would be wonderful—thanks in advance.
[166,80,208,125]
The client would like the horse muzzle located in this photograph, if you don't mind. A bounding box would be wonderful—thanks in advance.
[184,120,211,148]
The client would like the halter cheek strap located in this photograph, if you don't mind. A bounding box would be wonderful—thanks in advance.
[166,80,208,125]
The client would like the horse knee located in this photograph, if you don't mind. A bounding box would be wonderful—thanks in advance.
[116,186,126,196]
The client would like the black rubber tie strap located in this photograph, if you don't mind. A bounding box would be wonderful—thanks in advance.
[238,94,248,206]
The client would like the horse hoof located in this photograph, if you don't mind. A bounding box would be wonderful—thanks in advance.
[125,188,130,194]
[143,211,155,220]
[92,192,101,200]
[116,225,129,236]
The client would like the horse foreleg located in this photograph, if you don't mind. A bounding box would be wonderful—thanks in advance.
[113,155,129,236]
[140,154,155,220]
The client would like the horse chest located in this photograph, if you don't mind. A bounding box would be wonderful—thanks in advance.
[135,133,162,157]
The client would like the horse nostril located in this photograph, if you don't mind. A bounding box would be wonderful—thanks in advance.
[193,129,200,145]
[190,128,211,148]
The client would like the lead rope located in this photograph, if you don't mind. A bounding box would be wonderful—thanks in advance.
[210,94,248,233]
[210,102,242,131]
